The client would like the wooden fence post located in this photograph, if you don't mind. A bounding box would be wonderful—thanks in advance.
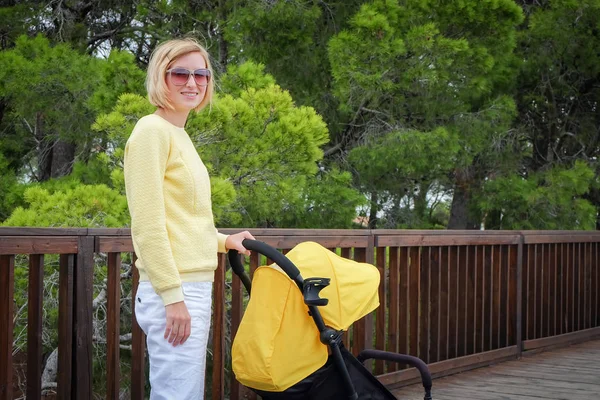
[516,234,524,358]
[0,255,14,400]
[72,236,94,399]
[58,254,74,399]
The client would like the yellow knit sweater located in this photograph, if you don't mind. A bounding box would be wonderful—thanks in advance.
[124,114,228,305]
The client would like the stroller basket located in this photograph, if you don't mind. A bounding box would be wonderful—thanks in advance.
[228,239,432,400]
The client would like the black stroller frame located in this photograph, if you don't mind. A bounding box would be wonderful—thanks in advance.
[229,239,433,400]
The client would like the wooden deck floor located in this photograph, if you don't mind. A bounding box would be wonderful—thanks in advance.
[393,340,600,400]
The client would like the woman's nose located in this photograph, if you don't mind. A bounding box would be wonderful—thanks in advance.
[185,74,196,87]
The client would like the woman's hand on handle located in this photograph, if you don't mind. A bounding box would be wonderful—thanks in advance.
[225,231,255,256]
[164,301,191,347]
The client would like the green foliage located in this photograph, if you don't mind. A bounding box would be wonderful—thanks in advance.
[0,35,145,182]
[328,0,525,227]
[189,65,331,226]
[3,183,129,228]
[224,0,365,140]
[328,0,522,120]
[349,127,460,192]
[517,0,600,169]
[88,50,146,114]
[0,34,99,141]
[218,61,277,97]
[348,126,460,227]
[0,154,25,221]
[479,161,596,229]
[278,168,367,228]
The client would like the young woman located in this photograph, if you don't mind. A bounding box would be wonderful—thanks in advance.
[124,38,254,399]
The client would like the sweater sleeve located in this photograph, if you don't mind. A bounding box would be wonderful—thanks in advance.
[124,126,184,305]
[216,231,229,253]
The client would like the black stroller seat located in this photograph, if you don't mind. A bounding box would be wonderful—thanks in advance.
[228,240,432,400]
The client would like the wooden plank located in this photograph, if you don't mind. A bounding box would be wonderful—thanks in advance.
[466,246,476,355]
[575,243,581,332]
[222,228,372,237]
[475,246,484,354]
[559,243,566,335]
[0,236,78,254]
[230,253,244,399]
[538,244,546,339]
[378,346,520,387]
[448,246,458,360]
[566,243,573,334]
[364,236,375,359]
[550,243,557,337]
[499,246,508,348]
[523,233,600,244]
[247,251,262,395]
[88,228,131,236]
[27,254,44,400]
[0,227,89,236]
[340,248,351,349]
[585,243,592,329]
[512,243,520,348]
[396,351,600,399]
[374,247,387,375]
[593,243,600,326]
[58,254,74,400]
[398,248,408,359]
[492,245,501,350]
[438,246,449,361]
[106,252,121,400]
[571,242,577,333]
[523,327,600,351]
[73,236,94,399]
[96,236,134,252]
[483,245,492,352]
[429,247,440,363]
[526,244,536,340]
[256,235,368,249]
[352,248,367,357]
[457,246,467,358]
[408,247,419,359]
[211,254,226,400]
[588,242,594,329]
[540,243,547,339]
[419,247,430,362]
[130,254,145,400]
[0,255,14,400]
[395,343,600,400]
[376,234,520,247]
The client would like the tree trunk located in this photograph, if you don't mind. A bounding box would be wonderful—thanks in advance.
[368,192,378,229]
[447,183,479,229]
[51,140,76,178]
[36,113,52,182]
[413,182,430,224]
[218,0,229,70]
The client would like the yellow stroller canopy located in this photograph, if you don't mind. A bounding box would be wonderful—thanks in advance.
[232,241,380,392]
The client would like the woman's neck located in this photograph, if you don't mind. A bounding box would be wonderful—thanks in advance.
[154,108,189,128]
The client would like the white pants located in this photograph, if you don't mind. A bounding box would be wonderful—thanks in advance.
[135,281,213,400]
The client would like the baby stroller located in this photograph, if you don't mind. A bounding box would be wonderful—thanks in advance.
[228,240,433,400]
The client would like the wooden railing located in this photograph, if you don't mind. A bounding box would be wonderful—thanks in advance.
[1,228,599,399]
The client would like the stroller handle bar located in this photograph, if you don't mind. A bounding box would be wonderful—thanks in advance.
[228,239,304,290]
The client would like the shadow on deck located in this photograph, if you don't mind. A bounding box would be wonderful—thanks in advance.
[395,340,600,400]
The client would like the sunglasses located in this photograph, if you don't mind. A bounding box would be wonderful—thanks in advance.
[166,68,212,87]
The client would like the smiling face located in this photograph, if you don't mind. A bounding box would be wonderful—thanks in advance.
[165,51,208,114]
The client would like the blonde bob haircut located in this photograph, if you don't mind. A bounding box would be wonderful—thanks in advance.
[146,38,214,112]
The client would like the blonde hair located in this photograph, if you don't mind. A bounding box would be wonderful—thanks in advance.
[146,38,214,112]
